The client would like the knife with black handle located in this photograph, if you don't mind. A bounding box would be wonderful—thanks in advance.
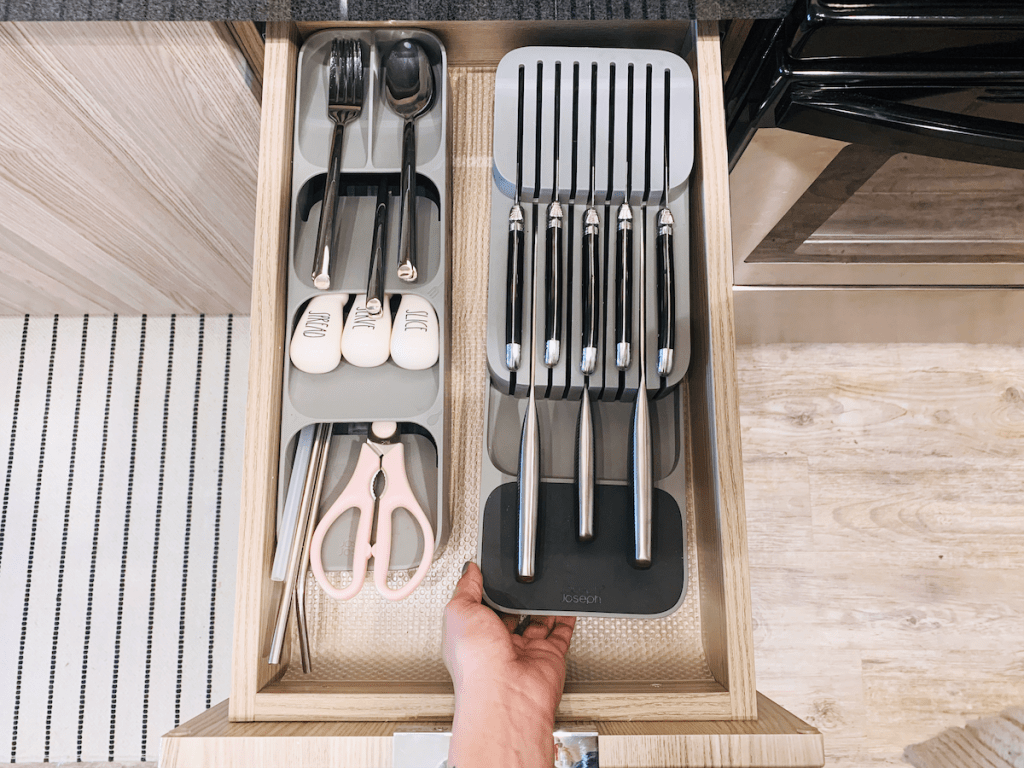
[615,65,635,372]
[505,64,527,372]
[506,209,525,371]
[544,61,564,368]
[365,182,389,317]
[657,68,675,377]
[614,203,633,371]
[656,207,675,376]
[581,207,600,375]
[576,64,601,543]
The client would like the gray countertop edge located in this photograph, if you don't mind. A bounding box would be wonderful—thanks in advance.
[2,0,794,21]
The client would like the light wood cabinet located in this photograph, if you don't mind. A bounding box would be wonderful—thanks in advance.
[161,20,825,767]
[0,21,260,315]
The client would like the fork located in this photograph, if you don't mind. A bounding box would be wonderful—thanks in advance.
[312,38,365,290]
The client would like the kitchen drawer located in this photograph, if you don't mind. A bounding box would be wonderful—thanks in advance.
[163,20,824,767]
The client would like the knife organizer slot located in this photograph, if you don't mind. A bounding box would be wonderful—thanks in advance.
[478,383,691,618]
[286,292,442,422]
[294,33,445,174]
[486,47,694,401]
[479,384,690,617]
[484,385,681,482]
[277,422,439,573]
[278,28,451,573]
[292,173,443,289]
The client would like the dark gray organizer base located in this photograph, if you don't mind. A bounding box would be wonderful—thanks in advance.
[480,482,686,618]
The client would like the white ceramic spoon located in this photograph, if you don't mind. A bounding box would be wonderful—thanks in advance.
[342,293,392,368]
[390,294,439,370]
[289,293,348,374]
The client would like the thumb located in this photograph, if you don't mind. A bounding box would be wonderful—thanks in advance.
[449,561,484,607]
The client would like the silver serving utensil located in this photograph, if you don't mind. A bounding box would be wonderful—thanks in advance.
[632,213,652,568]
[312,39,365,291]
[365,182,390,316]
[383,40,435,283]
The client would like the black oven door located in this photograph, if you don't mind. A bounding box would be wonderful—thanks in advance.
[780,84,1024,172]
[725,1,1024,287]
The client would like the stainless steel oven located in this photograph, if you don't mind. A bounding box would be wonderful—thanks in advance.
[724,0,1024,296]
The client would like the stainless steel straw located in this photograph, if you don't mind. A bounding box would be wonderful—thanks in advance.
[269,422,331,664]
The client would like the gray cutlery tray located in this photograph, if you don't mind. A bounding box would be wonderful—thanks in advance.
[478,47,694,618]
[279,29,450,572]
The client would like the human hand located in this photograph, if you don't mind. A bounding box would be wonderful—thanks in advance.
[442,562,576,768]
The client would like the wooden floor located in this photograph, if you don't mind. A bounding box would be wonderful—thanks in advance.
[738,343,1024,767]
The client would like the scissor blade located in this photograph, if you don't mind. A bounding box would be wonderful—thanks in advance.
[368,500,380,547]
[368,467,386,548]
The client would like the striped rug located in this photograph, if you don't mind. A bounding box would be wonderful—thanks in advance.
[0,315,249,763]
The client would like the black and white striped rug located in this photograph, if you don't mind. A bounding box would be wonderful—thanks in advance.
[0,315,249,763]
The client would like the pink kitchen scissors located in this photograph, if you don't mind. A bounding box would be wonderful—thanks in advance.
[309,421,435,601]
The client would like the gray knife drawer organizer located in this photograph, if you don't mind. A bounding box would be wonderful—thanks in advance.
[279,29,450,573]
[478,47,694,618]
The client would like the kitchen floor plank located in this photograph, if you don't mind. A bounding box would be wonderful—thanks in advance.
[863,651,1024,761]
[739,344,1024,465]
[808,462,1024,569]
[739,343,1024,768]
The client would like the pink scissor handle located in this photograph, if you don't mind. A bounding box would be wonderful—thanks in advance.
[309,441,435,602]
[371,442,435,600]
[309,443,379,602]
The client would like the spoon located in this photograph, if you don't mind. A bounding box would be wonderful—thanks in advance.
[382,39,435,283]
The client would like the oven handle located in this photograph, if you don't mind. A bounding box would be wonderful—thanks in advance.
[785,90,1024,170]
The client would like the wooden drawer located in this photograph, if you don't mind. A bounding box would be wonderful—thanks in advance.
[163,20,825,767]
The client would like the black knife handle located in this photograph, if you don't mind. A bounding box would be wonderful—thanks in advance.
[581,209,600,372]
[615,205,634,370]
[656,230,675,350]
[544,202,564,366]
[656,208,676,376]
[505,205,525,371]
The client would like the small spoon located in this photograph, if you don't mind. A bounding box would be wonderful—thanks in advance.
[382,39,435,283]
